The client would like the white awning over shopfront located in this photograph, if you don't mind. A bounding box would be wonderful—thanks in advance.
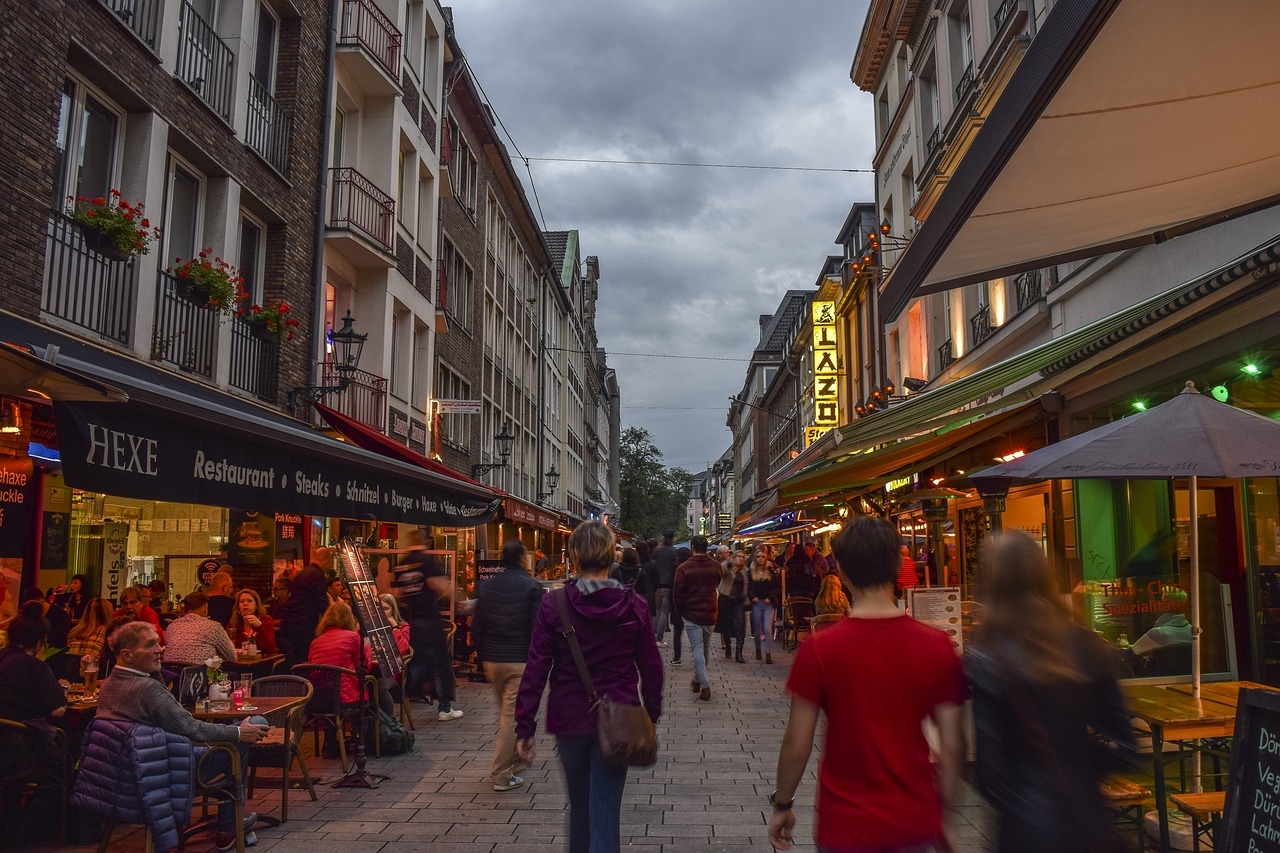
[880,0,1280,321]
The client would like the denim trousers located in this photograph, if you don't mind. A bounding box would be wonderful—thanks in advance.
[750,602,775,653]
[198,714,268,831]
[685,622,713,687]
[483,660,525,785]
[557,735,628,853]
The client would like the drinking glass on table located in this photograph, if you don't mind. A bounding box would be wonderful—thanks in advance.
[81,654,98,691]
[238,675,255,710]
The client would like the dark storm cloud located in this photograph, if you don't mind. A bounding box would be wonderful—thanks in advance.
[451,0,874,473]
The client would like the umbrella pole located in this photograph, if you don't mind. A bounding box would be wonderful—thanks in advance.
[1190,476,1201,700]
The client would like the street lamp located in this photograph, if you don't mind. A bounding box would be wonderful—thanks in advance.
[289,311,368,408]
[472,422,516,477]
[537,465,560,504]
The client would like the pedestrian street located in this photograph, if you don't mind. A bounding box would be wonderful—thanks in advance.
[33,641,996,853]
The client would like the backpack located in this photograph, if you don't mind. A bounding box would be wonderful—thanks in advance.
[365,707,414,755]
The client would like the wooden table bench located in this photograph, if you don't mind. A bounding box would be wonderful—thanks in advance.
[1169,791,1226,853]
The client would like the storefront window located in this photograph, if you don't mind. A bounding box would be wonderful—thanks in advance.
[1073,479,1232,680]
[1246,477,1280,685]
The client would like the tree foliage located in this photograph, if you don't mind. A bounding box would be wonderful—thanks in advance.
[619,426,694,540]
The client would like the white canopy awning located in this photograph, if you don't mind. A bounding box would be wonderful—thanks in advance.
[880,0,1280,321]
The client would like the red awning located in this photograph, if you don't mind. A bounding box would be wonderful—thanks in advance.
[313,402,497,496]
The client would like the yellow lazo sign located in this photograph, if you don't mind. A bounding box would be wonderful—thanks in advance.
[807,300,839,447]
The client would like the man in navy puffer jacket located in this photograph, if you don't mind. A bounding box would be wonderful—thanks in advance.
[472,539,544,792]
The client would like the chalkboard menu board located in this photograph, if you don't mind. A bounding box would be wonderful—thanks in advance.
[1221,687,1280,852]
[334,540,405,681]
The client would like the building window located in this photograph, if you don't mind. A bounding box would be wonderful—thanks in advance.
[54,77,121,206]
[165,159,204,264]
[238,216,265,304]
[441,237,472,328]
[252,1,278,92]
[449,120,477,214]
[332,107,346,167]
[436,363,471,450]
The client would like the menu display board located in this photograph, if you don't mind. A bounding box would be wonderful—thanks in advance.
[1222,687,1280,852]
[906,586,963,653]
[334,539,404,680]
[476,559,505,586]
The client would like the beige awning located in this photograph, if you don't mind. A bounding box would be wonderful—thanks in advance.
[880,0,1280,321]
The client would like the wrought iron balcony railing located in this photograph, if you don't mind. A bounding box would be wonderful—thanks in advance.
[938,338,955,372]
[229,315,280,402]
[246,75,291,174]
[339,0,402,80]
[176,1,235,122]
[970,303,997,346]
[1015,268,1045,312]
[925,124,941,160]
[311,359,387,432]
[152,270,218,378]
[98,0,161,49]
[994,0,1019,32]
[954,63,974,103]
[42,212,136,345]
[328,167,395,251]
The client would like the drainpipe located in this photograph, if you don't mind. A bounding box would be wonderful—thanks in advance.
[307,0,342,408]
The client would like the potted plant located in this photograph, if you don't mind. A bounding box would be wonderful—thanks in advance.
[167,250,247,315]
[204,657,230,700]
[239,298,301,341]
[66,189,161,261]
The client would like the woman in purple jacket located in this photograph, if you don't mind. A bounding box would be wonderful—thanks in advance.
[516,521,663,853]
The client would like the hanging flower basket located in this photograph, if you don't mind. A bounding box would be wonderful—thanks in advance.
[66,189,161,260]
[167,251,246,316]
[239,299,301,341]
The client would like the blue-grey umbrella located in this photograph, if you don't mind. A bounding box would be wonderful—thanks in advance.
[979,382,1280,697]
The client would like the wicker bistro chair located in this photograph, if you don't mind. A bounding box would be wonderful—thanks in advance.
[0,717,69,843]
[781,597,815,651]
[397,651,415,731]
[290,664,380,773]
[245,676,315,823]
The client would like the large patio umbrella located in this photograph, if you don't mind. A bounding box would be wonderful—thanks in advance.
[977,381,1280,697]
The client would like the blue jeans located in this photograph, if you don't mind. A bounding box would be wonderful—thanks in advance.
[557,735,627,853]
[198,715,268,831]
[751,601,775,653]
[685,622,712,688]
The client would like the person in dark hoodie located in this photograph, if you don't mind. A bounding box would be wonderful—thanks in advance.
[673,536,722,701]
[649,531,680,648]
[610,547,651,603]
[516,521,662,853]
[472,539,544,792]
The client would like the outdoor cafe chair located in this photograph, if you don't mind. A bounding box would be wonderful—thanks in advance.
[290,664,380,772]
[245,675,315,823]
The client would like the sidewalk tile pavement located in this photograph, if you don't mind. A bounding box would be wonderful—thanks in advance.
[32,640,999,852]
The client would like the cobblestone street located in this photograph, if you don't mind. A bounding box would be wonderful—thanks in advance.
[38,641,996,852]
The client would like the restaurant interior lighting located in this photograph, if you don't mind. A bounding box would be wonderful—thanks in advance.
[0,398,21,434]
[1211,385,1230,403]
[1243,362,1262,376]
[994,450,1025,463]
[1132,400,1148,412]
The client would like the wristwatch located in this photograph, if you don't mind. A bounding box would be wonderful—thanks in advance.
[769,790,794,811]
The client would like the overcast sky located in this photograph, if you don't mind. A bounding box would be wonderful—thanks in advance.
[450,1,875,476]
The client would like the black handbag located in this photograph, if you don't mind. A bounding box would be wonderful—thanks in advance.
[554,588,658,770]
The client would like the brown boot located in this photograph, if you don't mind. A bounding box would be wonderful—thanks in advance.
[698,687,711,701]
[765,653,773,664]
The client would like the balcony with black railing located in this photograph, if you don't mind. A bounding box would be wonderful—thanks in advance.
[1015,268,1045,312]
[925,125,941,160]
[246,75,291,175]
[994,0,1020,33]
[954,62,975,103]
[229,315,280,402]
[970,303,997,346]
[938,338,955,372]
[98,0,161,50]
[42,212,136,345]
[151,271,218,378]
[176,1,234,122]
[337,0,402,95]
[309,359,387,432]
[327,166,396,265]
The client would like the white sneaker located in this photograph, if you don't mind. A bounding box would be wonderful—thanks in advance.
[493,775,524,792]
[656,640,668,647]
[438,708,464,721]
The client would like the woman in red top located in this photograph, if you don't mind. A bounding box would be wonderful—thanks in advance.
[229,589,278,654]
[116,585,163,643]
[379,593,411,656]
[305,601,371,704]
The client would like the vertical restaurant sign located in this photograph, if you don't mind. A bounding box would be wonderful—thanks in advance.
[100,522,130,602]
[809,300,840,444]
[0,457,33,558]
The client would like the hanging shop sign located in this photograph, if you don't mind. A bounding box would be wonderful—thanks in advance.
[808,300,839,446]
[0,457,34,559]
[502,498,558,531]
[436,399,482,415]
[54,401,499,528]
